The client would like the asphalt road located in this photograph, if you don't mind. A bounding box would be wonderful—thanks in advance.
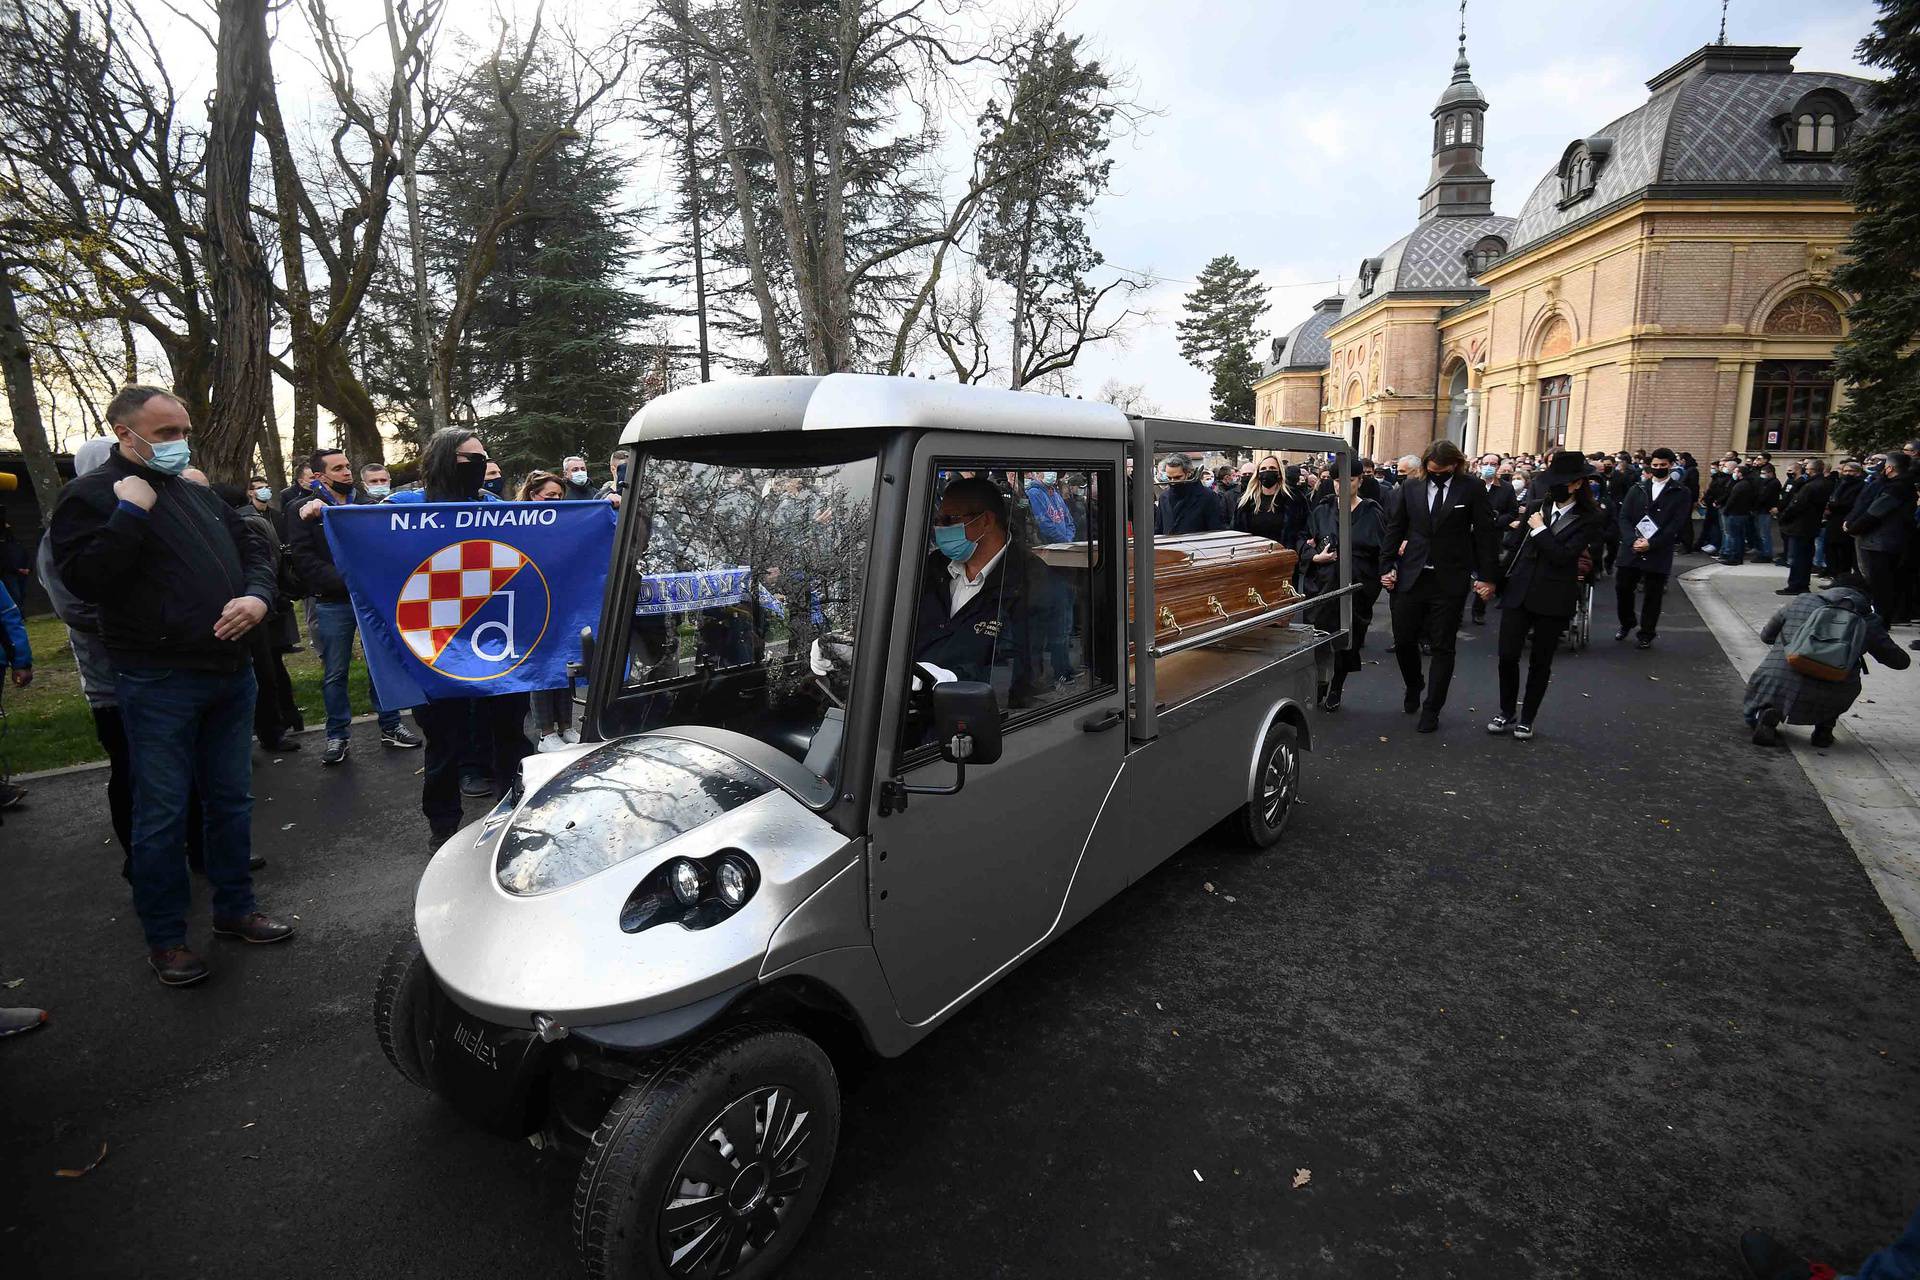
[4,565,1917,1279]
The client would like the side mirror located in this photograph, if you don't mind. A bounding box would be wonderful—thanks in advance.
[932,680,1001,765]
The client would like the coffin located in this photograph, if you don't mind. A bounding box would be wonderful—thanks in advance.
[1033,531,1299,647]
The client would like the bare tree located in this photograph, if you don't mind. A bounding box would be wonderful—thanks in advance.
[0,259,60,526]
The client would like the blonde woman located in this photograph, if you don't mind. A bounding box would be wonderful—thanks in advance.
[1232,454,1305,546]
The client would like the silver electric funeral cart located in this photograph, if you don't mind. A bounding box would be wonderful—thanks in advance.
[375,373,1353,1279]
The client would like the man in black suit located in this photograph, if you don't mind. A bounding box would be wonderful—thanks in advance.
[1613,447,1692,649]
[1380,439,1500,733]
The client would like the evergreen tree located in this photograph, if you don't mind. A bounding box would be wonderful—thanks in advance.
[1833,0,1920,451]
[1209,343,1258,424]
[426,61,653,476]
[1178,254,1268,424]
[1176,254,1269,371]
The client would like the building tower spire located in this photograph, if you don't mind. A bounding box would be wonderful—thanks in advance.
[1420,0,1494,219]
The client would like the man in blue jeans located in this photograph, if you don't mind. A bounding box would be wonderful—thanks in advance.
[287,447,422,764]
[1744,1205,1920,1278]
[49,385,295,987]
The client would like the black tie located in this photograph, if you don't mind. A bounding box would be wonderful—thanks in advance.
[1429,477,1446,515]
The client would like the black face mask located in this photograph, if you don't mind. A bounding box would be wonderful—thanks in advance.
[481,477,505,496]
[1549,483,1574,501]
[1257,469,1280,486]
[327,478,353,496]
[453,455,489,497]
[1648,466,1671,479]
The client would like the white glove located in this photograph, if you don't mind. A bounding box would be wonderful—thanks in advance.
[911,662,957,691]
[809,634,855,678]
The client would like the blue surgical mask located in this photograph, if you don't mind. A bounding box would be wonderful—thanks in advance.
[366,482,391,499]
[253,486,273,502]
[127,427,191,476]
[932,520,977,563]
[1479,464,1496,479]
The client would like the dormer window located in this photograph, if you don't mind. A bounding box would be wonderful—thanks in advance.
[1775,89,1857,159]
[1556,137,1613,209]
[1356,257,1383,298]
[1464,235,1507,276]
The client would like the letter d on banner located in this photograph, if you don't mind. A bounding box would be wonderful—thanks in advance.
[471,591,518,662]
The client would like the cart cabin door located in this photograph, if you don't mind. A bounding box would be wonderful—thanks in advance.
[870,444,1125,1026]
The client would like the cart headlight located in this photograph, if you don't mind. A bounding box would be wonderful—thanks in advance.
[619,850,760,934]
[716,856,750,908]
[670,858,704,906]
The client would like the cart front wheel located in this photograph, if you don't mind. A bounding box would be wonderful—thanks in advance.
[373,930,432,1088]
[573,1022,840,1280]
[1236,721,1301,850]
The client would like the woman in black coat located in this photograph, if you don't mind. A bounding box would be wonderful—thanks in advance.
[1490,451,1604,739]
[1231,454,1307,546]
[1301,472,1386,710]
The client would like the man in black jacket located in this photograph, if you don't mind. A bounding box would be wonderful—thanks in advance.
[1776,460,1832,596]
[1153,454,1227,535]
[48,385,295,987]
[1380,439,1499,732]
[286,447,421,765]
[1823,459,1867,581]
[1614,448,1693,649]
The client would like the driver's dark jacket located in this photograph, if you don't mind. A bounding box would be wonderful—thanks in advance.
[912,548,1041,705]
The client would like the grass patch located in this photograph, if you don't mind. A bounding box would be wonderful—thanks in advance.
[1,611,374,775]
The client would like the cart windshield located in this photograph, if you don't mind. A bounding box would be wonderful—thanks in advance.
[611,440,878,797]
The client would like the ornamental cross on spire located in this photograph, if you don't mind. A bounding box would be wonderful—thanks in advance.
[1459,0,1468,55]
[1719,0,1730,45]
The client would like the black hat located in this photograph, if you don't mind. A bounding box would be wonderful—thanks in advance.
[1541,450,1598,484]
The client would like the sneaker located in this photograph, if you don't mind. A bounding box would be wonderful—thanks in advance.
[0,1007,49,1038]
[562,727,580,745]
[211,912,296,944]
[1752,707,1782,748]
[1512,722,1534,740]
[1487,715,1512,735]
[381,725,423,750]
[1636,635,1653,649]
[148,945,211,987]
[0,782,24,810]
[1700,545,1718,554]
[537,732,567,753]
[460,775,494,798]
[322,738,350,766]
[1320,687,1343,712]
[1614,627,1630,642]
[1738,1229,1839,1280]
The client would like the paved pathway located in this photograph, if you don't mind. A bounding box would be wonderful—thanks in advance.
[2,573,1917,1278]
[1683,561,1920,958]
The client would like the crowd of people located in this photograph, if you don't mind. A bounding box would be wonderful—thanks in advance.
[0,386,628,1004]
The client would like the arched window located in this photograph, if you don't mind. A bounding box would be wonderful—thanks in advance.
[1557,138,1611,208]
[1461,113,1475,143]
[1444,115,1457,146]
[1778,91,1856,158]
[1464,235,1508,276]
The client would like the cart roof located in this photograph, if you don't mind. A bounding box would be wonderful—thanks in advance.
[620,373,1134,446]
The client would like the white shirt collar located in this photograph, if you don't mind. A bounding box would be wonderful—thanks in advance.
[948,542,1008,612]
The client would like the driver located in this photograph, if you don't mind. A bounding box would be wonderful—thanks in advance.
[912,476,1041,706]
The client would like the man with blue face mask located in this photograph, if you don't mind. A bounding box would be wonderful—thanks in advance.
[49,384,296,987]
[910,476,1042,705]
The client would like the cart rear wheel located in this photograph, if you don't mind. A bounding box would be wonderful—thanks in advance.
[1236,721,1301,850]
[573,1022,840,1280]
[373,930,432,1089]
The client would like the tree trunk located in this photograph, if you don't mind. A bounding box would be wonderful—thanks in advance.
[702,48,787,374]
[201,0,275,483]
[314,341,386,465]
[0,261,63,528]
[257,79,320,465]
[385,0,442,434]
[683,57,711,382]
[256,405,288,489]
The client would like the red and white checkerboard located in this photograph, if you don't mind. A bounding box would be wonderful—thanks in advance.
[395,540,529,663]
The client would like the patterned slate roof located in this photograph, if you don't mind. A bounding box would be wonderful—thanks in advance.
[1266,296,1346,373]
[1337,213,1516,320]
[1510,64,1876,252]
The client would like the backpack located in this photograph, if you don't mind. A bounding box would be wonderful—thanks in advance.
[1784,595,1870,682]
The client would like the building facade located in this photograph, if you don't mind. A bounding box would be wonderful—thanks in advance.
[1255,39,1875,465]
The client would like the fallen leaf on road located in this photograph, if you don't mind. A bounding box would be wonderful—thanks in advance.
[2,978,22,989]
[1224,895,1237,903]
[243,1122,256,1129]
[1203,882,1215,893]
[1292,1168,1311,1189]
[280,823,296,831]
[54,1142,108,1179]
[1378,736,1388,742]
[1193,1169,1204,1183]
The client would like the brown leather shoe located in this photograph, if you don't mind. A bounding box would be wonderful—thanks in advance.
[211,912,296,945]
[148,945,211,986]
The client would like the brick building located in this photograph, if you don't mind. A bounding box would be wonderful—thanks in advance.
[1254,37,1875,466]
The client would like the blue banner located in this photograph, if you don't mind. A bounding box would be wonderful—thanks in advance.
[323,500,617,704]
